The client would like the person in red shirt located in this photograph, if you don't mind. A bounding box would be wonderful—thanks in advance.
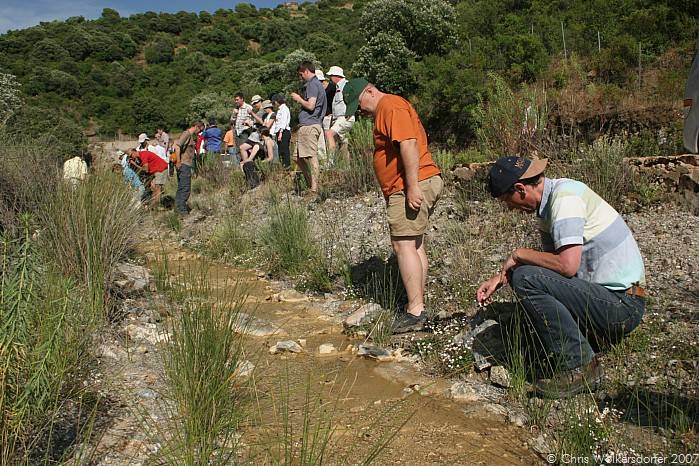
[129,148,168,208]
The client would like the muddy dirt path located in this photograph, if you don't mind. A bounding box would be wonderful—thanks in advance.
[140,241,543,466]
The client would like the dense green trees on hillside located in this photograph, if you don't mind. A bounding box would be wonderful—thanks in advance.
[0,0,696,155]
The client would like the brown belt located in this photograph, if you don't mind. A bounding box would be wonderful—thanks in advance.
[625,285,646,298]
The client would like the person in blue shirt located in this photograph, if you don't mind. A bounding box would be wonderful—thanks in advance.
[113,162,144,204]
[202,118,223,162]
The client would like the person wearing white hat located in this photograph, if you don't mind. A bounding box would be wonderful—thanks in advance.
[136,133,150,151]
[250,94,266,128]
[326,66,355,160]
[314,69,334,164]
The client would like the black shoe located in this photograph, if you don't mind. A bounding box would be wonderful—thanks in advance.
[533,357,604,399]
[391,312,427,334]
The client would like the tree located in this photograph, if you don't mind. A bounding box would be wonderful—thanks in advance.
[5,104,87,157]
[188,92,234,123]
[145,34,175,64]
[0,71,22,126]
[31,38,69,62]
[360,0,457,57]
[352,33,417,95]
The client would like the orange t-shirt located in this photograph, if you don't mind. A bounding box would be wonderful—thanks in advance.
[223,129,235,146]
[372,94,440,197]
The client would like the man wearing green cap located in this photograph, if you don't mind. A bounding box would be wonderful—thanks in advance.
[343,79,443,334]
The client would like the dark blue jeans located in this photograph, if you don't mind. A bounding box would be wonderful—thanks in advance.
[175,164,192,215]
[510,265,645,371]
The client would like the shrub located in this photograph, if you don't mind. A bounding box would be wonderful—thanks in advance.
[39,172,139,316]
[144,34,175,64]
[0,133,61,233]
[207,217,251,261]
[574,136,644,211]
[473,72,549,158]
[323,118,378,196]
[260,199,322,277]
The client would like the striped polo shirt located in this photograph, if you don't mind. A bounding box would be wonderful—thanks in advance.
[537,178,645,290]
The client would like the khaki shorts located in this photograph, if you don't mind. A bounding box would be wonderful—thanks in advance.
[386,175,443,237]
[295,124,322,159]
[330,116,355,142]
[153,170,167,185]
[322,115,332,131]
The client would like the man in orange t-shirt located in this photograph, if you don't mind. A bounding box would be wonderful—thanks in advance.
[344,78,443,334]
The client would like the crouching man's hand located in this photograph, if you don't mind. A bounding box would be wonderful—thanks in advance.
[476,274,504,305]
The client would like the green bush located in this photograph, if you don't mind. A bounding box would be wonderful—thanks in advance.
[144,33,175,64]
[207,217,251,261]
[260,199,322,277]
[574,136,645,210]
[473,72,549,158]
[324,118,378,196]
[0,133,61,233]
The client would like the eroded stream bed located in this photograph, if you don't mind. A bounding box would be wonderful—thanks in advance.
[138,242,542,465]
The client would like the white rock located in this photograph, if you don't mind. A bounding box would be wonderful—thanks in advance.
[235,360,255,379]
[449,382,481,402]
[343,303,384,327]
[490,366,511,388]
[318,343,337,355]
[270,340,303,354]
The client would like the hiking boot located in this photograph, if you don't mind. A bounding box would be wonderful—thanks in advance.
[391,312,427,334]
[533,357,604,399]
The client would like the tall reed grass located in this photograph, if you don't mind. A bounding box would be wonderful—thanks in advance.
[260,198,324,277]
[39,173,139,316]
[149,260,250,465]
[1,225,99,464]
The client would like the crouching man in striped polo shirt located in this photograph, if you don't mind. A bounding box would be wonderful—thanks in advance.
[476,156,646,399]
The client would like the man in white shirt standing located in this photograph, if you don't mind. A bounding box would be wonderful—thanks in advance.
[272,94,292,169]
[326,66,355,161]
[230,92,254,163]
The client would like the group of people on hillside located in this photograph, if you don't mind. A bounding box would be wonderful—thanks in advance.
[107,128,171,208]
[100,60,649,401]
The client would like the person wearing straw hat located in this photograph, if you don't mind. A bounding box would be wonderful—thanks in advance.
[342,78,443,334]
[476,156,646,398]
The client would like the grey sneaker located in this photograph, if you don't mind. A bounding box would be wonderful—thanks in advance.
[391,312,427,334]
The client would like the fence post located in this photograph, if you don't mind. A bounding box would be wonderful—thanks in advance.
[597,30,601,52]
[561,21,567,60]
[638,42,642,89]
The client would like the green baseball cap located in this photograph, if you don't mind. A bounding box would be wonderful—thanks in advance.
[343,78,369,117]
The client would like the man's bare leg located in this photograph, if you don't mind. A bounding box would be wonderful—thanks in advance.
[325,130,337,153]
[391,235,425,316]
[150,182,161,208]
[309,155,319,192]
